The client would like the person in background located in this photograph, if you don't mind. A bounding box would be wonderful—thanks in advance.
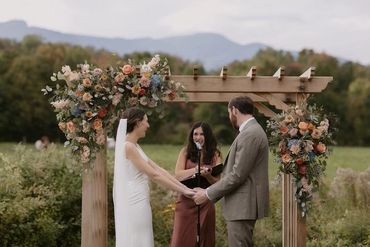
[170,122,222,247]
[35,136,50,150]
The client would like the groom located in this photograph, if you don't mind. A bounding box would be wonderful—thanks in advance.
[193,96,269,246]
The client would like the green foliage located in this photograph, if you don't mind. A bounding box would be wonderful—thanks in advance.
[2,144,370,246]
[0,144,81,246]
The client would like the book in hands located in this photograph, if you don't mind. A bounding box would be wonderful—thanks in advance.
[180,163,224,189]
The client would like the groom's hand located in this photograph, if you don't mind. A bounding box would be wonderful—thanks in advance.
[193,187,209,205]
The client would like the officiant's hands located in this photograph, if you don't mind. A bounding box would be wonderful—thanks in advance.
[193,187,209,205]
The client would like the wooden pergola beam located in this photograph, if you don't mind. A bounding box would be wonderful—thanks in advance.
[170,75,332,93]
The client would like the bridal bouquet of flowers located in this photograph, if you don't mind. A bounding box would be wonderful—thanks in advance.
[42,55,186,164]
[267,101,335,217]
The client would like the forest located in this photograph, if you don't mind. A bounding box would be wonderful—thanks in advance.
[1,35,370,145]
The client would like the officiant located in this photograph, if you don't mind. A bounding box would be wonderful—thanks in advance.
[170,122,222,247]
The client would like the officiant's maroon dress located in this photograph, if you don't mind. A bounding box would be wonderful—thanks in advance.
[170,159,217,247]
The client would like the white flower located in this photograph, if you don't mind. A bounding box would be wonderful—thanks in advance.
[141,63,152,73]
[148,55,160,68]
[51,99,70,109]
[62,65,72,76]
[81,64,90,73]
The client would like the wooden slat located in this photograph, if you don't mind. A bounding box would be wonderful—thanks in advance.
[257,93,290,111]
[170,75,332,93]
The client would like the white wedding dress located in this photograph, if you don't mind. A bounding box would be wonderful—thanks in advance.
[113,119,154,247]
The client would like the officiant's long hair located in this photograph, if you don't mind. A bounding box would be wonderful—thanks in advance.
[186,122,220,164]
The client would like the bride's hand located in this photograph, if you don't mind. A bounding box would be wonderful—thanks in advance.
[183,188,195,199]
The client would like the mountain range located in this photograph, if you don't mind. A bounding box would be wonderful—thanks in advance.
[0,20,270,70]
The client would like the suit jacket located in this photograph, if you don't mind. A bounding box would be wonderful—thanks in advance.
[207,118,269,221]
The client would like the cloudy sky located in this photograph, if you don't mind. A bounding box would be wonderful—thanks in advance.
[1,0,370,64]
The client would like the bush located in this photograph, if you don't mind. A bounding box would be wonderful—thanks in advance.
[0,144,81,247]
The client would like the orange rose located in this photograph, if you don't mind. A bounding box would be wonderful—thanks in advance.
[82,78,92,87]
[122,64,134,75]
[280,126,289,135]
[298,122,309,131]
[93,118,103,130]
[75,90,83,97]
[85,111,93,118]
[282,153,291,164]
[131,85,141,95]
[308,123,315,131]
[82,92,93,101]
[316,142,326,153]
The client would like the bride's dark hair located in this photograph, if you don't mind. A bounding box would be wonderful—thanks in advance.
[121,107,146,133]
[186,122,220,164]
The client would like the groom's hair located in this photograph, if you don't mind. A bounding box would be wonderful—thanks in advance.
[121,107,146,133]
[228,96,254,115]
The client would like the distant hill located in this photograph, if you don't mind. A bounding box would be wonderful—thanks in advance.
[0,20,268,70]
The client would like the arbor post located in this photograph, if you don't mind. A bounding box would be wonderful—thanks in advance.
[81,139,108,247]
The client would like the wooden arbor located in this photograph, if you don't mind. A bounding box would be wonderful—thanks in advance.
[82,66,332,247]
[169,66,332,247]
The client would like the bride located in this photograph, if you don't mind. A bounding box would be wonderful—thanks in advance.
[113,107,194,247]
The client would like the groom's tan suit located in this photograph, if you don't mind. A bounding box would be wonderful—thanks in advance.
[207,118,269,246]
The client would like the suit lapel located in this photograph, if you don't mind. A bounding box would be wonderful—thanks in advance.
[223,119,258,170]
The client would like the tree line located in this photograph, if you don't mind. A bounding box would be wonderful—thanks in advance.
[0,35,369,145]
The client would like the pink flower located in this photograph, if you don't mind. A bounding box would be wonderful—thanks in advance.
[311,129,322,139]
[115,72,125,83]
[316,142,326,153]
[304,140,314,152]
[93,68,103,76]
[290,144,300,155]
[140,77,151,87]
[128,97,138,106]
[112,93,123,106]
[289,128,298,137]
[76,137,88,144]
[122,64,134,75]
[66,121,75,133]
[96,130,105,145]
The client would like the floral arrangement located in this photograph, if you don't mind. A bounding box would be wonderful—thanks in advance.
[267,100,335,217]
[42,55,186,164]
